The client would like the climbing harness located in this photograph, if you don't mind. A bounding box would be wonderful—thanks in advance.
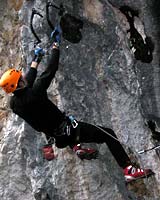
[46,116,78,139]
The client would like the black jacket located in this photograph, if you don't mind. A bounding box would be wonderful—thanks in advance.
[10,49,65,138]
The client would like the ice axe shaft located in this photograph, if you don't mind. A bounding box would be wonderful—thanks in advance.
[46,1,65,30]
[30,8,43,46]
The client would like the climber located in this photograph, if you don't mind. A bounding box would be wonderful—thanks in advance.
[0,26,154,183]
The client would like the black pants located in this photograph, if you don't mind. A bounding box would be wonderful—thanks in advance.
[73,122,131,168]
[54,121,131,168]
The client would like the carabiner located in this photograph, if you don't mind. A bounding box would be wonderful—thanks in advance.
[69,116,78,128]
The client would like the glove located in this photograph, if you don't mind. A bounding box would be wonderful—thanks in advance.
[34,47,45,56]
[33,47,45,63]
[51,25,62,44]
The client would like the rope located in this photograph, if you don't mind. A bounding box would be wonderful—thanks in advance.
[91,123,153,180]
[92,123,159,156]
[92,124,122,143]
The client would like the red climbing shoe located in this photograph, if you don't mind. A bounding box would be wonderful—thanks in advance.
[123,165,154,183]
[73,144,98,160]
[42,145,57,161]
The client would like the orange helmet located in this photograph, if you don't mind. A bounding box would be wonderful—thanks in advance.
[0,68,22,93]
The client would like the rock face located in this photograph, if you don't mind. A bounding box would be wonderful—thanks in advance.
[0,0,160,199]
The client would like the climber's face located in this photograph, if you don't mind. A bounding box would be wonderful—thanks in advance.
[17,76,27,90]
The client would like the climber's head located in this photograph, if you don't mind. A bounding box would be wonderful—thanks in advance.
[0,68,22,93]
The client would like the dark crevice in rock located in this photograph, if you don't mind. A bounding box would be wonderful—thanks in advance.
[60,13,83,43]
[34,187,63,200]
[146,119,160,141]
[149,1,160,64]
[119,6,154,63]
[34,188,51,200]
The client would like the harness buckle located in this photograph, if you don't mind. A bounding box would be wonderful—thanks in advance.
[66,125,71,136]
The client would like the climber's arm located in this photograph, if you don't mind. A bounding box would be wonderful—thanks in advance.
[32,44,60,93]
[25,47,44,88]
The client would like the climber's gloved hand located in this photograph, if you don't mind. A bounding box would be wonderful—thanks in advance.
[34,47,45,57]
[51,25,62,45]
[32,47,45,64]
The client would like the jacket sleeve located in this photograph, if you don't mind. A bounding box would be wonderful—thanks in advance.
[32,48,60,94]
[25,68,37,88]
